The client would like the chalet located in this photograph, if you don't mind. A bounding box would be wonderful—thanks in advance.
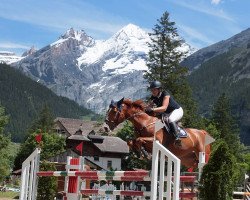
[52,117,129,171]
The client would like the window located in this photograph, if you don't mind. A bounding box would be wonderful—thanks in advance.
[94,156,99,161]
[107,160,112,169]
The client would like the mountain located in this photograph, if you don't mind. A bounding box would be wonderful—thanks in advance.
[5,23,250,144]
[11,24,193,113]
[0,51,23,64]
[183,28,250,145]
[182,28,250,71]
[0,63,99,142]
[21,46,37,57]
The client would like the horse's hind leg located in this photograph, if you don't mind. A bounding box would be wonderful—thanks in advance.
[192,130,207,163]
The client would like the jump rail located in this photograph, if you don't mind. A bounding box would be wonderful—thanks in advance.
[19,140,187,200]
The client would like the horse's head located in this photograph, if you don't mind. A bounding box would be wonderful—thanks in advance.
[105,97,126,131]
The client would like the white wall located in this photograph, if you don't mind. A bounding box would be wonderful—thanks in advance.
[86,156,122,170]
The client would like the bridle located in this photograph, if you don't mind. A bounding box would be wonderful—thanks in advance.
[105,106,146,129]
[106,106,161,136]
[105,107,122,128]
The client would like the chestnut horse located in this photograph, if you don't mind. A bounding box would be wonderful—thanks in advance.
[105,98,211,168]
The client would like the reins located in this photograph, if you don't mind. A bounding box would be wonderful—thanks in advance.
[124,110,161,133]
[106,104,162,134]
[137,120,159,132]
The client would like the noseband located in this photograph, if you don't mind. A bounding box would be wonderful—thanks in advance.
[105,107,145,128]
[105,107,121,128]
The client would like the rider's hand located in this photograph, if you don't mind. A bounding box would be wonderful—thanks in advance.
[145,107,154,114]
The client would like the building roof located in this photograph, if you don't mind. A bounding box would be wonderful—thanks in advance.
[93,136,129,154]
[68,135,90,141]
[55,117,129,154]
[55,117,103,136]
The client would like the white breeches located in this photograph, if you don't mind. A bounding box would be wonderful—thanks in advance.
[168,107,184,123]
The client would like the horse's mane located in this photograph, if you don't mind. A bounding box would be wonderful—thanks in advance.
[123,98,146,111]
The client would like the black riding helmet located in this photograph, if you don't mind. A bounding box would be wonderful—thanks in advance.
[149,81,162,89]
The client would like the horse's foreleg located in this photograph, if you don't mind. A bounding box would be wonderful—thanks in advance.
[128,137,155,159]
[127,140,142,158]
[135,137,154,148]
[135,137,155,159]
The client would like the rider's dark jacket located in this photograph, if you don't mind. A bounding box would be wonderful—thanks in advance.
[150,91,180,114]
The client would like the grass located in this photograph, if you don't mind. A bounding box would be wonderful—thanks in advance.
[0,191,19,199]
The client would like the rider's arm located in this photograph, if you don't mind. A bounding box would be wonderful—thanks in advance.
[153,95,170,113]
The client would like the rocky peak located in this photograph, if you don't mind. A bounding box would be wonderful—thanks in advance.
[112,23,149,41]
[21,46,36,57]
[60,28,94,44]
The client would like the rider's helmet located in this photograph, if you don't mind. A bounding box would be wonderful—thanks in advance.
[149,81,162,89]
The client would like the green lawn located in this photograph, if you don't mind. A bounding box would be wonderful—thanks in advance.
[0,191,19,199]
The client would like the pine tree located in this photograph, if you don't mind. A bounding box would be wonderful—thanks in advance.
[144,11,201,127]
[0,105,8,135]
[145,11,186,86]
[0,105,11,181]
[199,140,239,200]
[211,93,243,158]
[0,63,97,142]
[28,104,55,134]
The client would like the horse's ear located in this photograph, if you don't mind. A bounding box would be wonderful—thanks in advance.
[117,97,124,111]
[110,100,115,108]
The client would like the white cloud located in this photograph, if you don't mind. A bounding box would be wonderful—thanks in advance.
[0,42,30,49]
[211,0,222,5]
[170,0,235,22]
[178,24,215,48]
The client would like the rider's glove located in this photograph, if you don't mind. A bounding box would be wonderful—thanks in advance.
[145,107,154,114]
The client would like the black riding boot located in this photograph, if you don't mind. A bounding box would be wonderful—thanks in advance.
[169,122,180,141]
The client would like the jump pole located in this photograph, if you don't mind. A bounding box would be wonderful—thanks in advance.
[151,120,181,200]
[19,148,41,200]
[63,156,84,200]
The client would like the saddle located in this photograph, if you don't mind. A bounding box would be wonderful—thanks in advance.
[161,114,188,138]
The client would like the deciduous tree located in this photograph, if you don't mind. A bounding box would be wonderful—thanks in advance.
[14,106,65,170]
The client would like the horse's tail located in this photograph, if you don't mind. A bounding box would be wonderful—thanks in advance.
[201,130,212,163]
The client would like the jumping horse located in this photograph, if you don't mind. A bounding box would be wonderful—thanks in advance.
[105,98,211,168]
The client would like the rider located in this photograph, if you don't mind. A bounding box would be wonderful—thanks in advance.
[145,80,183,141]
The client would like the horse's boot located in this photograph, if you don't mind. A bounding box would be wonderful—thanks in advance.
[169,122,181,146]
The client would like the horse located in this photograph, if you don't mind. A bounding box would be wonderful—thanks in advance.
[105,98,211,169]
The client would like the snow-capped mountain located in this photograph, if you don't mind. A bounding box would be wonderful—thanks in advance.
[0,51,23,64]
[12,24,193,113]
[78,24,150,74]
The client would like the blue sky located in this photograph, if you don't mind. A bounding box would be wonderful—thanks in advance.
[0,0,249,55]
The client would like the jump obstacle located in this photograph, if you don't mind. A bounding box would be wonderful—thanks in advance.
[19,140,204,200]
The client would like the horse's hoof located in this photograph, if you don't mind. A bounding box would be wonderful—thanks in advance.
[139,157,144,160]
[133,152,140,158]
